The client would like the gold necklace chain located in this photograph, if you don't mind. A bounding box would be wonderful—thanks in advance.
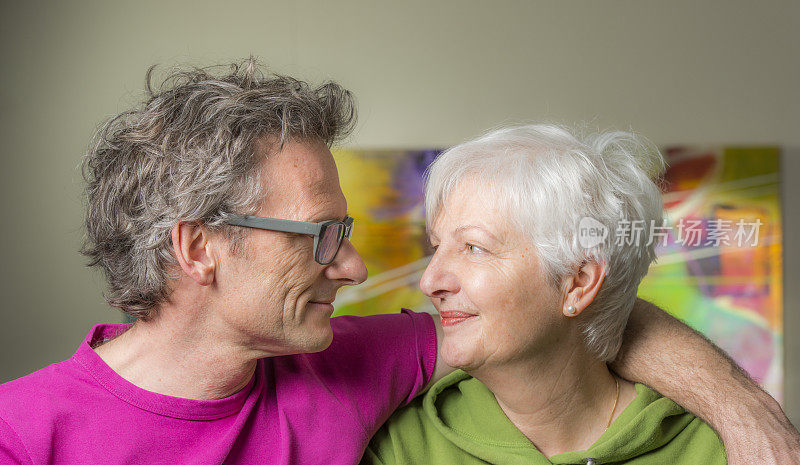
[606,376,620,429]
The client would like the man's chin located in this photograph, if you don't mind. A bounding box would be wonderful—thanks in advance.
[301,320,335,353]
[304,331,334,353]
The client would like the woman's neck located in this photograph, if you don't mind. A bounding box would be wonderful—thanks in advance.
[470,344,636,458]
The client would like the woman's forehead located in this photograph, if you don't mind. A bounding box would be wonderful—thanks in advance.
[430,183,514,237]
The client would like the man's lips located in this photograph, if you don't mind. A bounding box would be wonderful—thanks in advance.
[308,300,335,312]
[438,311,477,327]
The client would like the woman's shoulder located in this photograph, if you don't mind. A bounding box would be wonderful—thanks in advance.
[646,384,727,464]
[582,383,727,465]
[363,371,541,465]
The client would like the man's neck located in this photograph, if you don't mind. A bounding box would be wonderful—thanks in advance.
[471,344,635,458]
[94,306,258,400]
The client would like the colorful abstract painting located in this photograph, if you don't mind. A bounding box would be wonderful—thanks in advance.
[638,147,783,402]
[332,146,784,402]
[332,149,439,316]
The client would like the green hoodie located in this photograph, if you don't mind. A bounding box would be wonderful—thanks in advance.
[363,371,725,465]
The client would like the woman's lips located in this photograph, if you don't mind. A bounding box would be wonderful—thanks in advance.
[439,311,477,327]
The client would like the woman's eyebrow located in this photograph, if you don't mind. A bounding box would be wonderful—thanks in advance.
[454,225,499,241]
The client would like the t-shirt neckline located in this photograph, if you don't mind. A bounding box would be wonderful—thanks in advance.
[71,323,262,420]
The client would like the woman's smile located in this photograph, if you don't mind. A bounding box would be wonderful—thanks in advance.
[438,310,478,327]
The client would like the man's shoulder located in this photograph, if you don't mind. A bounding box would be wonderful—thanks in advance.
[1,357,77,394]
[329,309,430,331]
[272,311,428,371]
[0,358,83,403]
[0,324,117,415]
[270,310,437,413]
[0,357,90,436]
[328,309,435,359]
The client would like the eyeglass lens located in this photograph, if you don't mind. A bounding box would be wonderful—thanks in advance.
[318,223,346,264]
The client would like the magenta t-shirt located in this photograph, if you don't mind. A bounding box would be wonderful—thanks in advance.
[0,309,436,464]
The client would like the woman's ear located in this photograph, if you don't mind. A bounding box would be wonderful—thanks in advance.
[562,260,606,317]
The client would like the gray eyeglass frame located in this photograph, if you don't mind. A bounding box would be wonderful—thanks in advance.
[224,214,354,265]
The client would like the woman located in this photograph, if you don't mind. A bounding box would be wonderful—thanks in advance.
[362,124,726,464]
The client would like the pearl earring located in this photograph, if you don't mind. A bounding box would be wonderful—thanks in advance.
[566,305,577,315]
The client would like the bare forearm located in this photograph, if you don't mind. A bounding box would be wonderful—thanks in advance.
[611,298,747,422]
[611,298,799,464]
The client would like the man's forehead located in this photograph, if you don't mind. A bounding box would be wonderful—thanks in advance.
[260,138,335,174]
[256,140,345,217]
[263,156,340,195]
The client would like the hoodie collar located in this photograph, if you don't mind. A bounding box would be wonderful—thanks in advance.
[423,371,694,464]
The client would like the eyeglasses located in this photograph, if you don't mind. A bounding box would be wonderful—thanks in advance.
[224,214,354,265]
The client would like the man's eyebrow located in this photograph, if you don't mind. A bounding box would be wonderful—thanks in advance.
[310,212,349,223]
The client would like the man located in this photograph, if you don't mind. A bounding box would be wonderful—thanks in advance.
[0,60,797,464]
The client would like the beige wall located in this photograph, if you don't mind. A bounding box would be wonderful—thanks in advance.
[1,0,797,424]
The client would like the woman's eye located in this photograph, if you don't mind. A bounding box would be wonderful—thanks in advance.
[467,244,484,254]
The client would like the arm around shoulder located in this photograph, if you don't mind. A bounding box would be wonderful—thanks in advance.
[611,298,800,465]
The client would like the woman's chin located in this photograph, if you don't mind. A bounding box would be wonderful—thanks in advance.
[441,341,479,371]
[440,319,484,370]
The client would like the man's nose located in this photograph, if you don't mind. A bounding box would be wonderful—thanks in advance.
[325,238,367,285]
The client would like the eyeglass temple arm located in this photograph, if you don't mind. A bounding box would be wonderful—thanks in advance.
[225,214,323,236]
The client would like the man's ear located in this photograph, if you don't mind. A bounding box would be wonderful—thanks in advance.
[170,222,216,286]
[561,260,606,317]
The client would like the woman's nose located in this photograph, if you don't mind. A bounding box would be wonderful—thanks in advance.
[419,251,460,298]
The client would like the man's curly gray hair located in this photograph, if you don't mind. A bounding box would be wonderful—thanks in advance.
[81,59,357,320]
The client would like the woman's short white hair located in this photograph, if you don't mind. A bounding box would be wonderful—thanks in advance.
[424,124,665,362]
